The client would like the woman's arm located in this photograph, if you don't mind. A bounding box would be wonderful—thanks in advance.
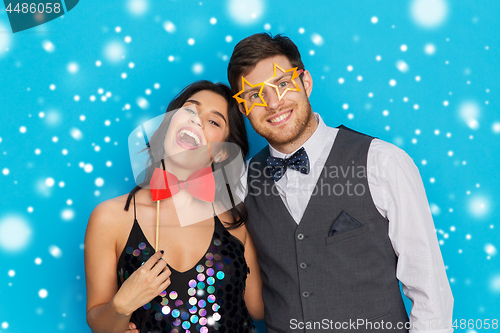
[85,200,171,333]
[242,226,265,321]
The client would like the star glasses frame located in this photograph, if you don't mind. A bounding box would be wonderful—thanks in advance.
[233,63,305,115]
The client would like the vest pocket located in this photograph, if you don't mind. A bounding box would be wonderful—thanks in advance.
[325,223,369,245]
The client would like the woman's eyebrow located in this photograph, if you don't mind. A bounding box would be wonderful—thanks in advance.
[184,100,227,124]
[210,110,227,124]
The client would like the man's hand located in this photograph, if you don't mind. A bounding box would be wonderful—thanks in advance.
[125,322,139,333]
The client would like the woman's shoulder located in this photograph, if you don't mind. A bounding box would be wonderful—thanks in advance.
[89,192,135,228]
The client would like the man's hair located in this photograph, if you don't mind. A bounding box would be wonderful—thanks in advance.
[227,33,304,93]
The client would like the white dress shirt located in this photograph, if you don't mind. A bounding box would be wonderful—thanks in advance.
[242,113,454,333]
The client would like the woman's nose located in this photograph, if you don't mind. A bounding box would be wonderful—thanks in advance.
[189,115,202,127]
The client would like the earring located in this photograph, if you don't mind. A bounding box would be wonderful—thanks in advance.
[214,156,221,162]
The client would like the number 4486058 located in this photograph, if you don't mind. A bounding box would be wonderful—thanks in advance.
[6,3,61,14]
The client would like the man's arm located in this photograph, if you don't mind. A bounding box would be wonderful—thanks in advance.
[368,139,454,333]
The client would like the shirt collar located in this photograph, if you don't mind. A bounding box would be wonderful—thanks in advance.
[268,113,329,166]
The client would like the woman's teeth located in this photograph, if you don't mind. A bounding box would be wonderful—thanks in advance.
[269,111,291,123]
[179,129,200,146]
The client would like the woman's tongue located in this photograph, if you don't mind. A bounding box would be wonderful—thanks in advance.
[179,133,198,148]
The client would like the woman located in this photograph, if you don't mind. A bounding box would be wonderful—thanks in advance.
[85,81,263,333]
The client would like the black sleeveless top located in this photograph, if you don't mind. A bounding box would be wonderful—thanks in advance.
[117,194,255,333]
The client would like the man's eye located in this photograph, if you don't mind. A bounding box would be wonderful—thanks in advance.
[250,93,259,99]
[279,81,288,88]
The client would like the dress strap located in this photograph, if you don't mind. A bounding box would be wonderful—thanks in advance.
[133,192,137,221]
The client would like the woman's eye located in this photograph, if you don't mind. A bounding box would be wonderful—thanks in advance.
[184,108,196,114]
[209,120,220,127]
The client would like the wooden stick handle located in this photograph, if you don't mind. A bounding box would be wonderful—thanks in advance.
[156,200,159,252]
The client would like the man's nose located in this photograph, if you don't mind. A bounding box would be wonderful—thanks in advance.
[265,89,282,110]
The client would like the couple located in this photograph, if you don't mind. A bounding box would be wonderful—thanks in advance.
[85,33,454,333]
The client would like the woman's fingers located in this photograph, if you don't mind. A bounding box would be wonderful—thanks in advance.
[158,275,172,295]
[151,256,167,276]
[140,250,164,270]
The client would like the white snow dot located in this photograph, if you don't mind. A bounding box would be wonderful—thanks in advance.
[411,0,448,29]
[39,289,48,298]
[84,164,93,173]
[357,76,363,81]
[62,149,68,155]
[396,60,409,73]
[106,161,112,167]
[400,44,408,52]
[95,60,102,67]
[311,33,324,46]
[188,38,195,45]
[137,97,149,109]
[0,216,32,252]
[443,100,449,106]
[61,209,75,221]
[18,126,26,132]
[414,104,419,110]
[299,28,305,34]
[485,244,497,256]
[422,159,427,165]
[168,55,174,62]
[415,76,421,81]
[43,40,55,53]
[8,269,15,277]
[368,92,373,98]
[163,21,176,33]
[67,62,79,73]
[347,65,353,72]
[338,78,344,84]
[383,110,389,116]
[121,73,127,79]
[448,151,453,156]
[376,55,381,61]
[309,50,315,55]
[74,95,80,101]
[492,122,500,133]
[115,26,121,33]
[45,178,55,187]
[264,23,271,30]
[35,257,42,265]
[342,104,349,110]
[1,322,8,329]
[27,207,34,213]
[403,97,409,102]
[466,234,472,240]
[50,84,56,90]
[468,196,490,218]
[2,168,9,176]
[430,177,435,183]
[70,127,83,140]
[225,35,233,43]
[347,113,354,119]
[228,0,263,24]
[49,245,62,258]
[389,79,397,86]
[424,43,436,55]
[127,0,148,16]
[129,62,135,68]
[371,16,378,24]
[124,36,132,43]
[210,17,217,25]
[35,148,41,155]
[459,101,481,130]
[192,63,204,75]
[104,41,125,63]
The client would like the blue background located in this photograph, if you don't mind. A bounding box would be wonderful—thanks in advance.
[0,0,499,332]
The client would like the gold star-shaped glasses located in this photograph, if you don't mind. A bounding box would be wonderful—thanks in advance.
[233,63,304,115]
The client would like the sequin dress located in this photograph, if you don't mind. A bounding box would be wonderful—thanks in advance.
[117,194,255,333]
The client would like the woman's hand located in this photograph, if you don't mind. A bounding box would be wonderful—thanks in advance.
[113,250,171,316]
[125,322,139,333]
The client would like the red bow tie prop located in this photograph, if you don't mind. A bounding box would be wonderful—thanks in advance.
[149,167,215,203]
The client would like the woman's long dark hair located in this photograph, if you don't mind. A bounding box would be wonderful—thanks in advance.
[123,80,249,229]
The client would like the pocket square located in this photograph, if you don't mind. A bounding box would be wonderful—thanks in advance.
[328,210,363,237]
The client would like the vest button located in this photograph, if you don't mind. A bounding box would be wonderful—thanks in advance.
[299,262,307,269]
[302,291,310,298]
[297,233,304,240]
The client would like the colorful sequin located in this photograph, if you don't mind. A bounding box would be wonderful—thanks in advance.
[117,217,254,332]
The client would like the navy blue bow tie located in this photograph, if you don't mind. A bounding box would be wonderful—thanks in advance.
[266,147,310,182]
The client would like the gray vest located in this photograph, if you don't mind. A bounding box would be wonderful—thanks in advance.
[245,126,409,333]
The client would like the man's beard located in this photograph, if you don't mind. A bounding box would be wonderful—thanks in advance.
[256,97,314,147]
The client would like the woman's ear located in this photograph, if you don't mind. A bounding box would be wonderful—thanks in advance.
[301,70,313,98]
[214,149,229,163]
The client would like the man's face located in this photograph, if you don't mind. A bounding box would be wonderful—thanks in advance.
[236,55,314,148]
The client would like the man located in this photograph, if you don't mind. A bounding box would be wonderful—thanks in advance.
[227,33,453,333]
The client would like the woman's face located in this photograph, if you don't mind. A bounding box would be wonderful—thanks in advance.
[164,90,230,169]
